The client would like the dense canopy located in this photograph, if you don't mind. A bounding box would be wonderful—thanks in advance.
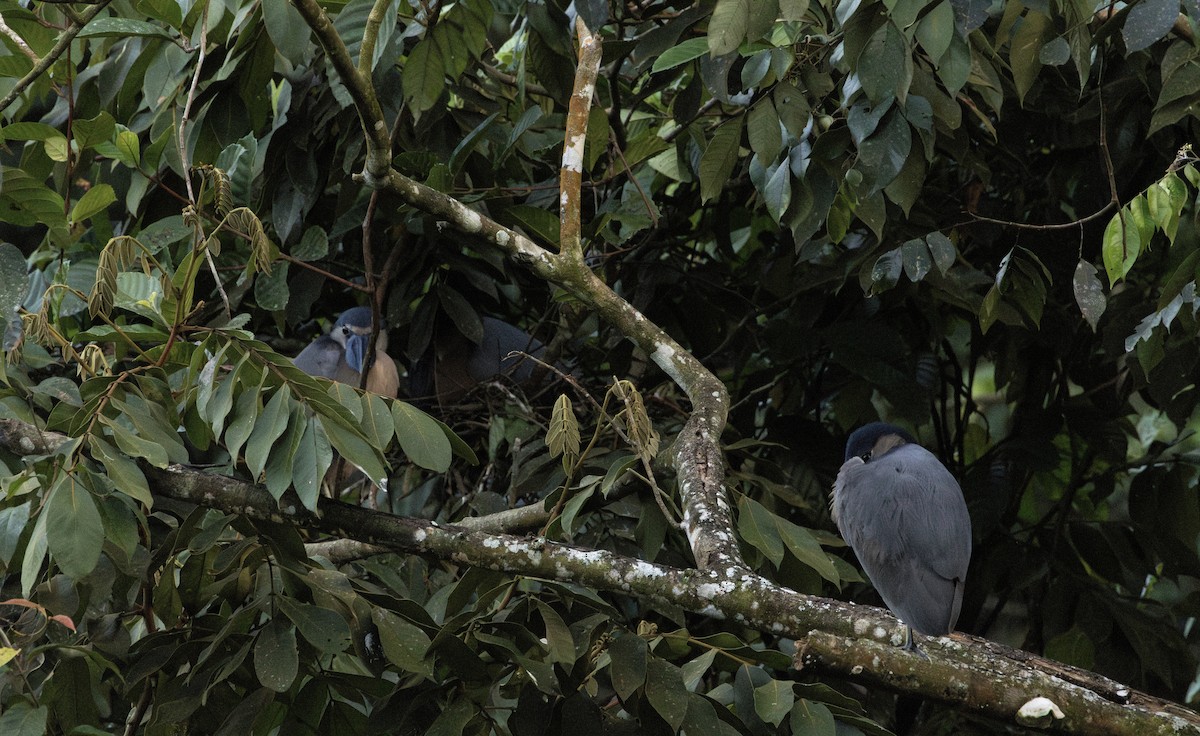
[1,0,1200,733]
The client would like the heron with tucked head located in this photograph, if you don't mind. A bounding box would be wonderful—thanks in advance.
[831,422,972,652]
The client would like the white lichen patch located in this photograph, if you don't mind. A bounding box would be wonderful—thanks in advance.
[481,537,501,548]
[1016,697,1065,726]
[851,665,863,675]
[413,529,426,543]
[459,208,483,233]
[853,619,871,636]
[629,561,667,578]
[562,135,585,172]
[695,579,736,600]
[651,342,676,365]
[495,230,510,246]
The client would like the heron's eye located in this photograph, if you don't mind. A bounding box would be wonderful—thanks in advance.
[859,451,872,462]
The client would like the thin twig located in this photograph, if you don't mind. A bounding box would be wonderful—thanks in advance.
[0,0,114,113]
[0,16,39,62]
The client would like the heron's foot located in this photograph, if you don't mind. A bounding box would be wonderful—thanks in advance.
[901,626,930,660]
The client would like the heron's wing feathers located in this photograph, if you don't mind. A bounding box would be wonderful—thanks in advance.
[293,337,346,380]
[833,444,971,635]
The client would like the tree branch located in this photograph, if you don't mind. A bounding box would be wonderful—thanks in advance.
[0,0,114,114]
[0,418,1196,735]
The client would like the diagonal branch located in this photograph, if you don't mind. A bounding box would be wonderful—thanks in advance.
[0,0,115,114]
[289,0,390,182]
[299,13,741,572]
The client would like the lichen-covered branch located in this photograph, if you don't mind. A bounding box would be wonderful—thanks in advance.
[558,19,600,263]
[0,417,1195,736]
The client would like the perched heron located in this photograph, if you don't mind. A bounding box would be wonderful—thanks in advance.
[831,422,972,650]
[293,307,400,397]
[407,316,549,406]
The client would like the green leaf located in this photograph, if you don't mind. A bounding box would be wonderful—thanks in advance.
[225,377,264,463]
[652,38,711,73]
[609,633,647,700]
[403,37,445,114]
[856,110,911,192]
[1011,11,1051,106]
[45,474,104,580]
[534,600,576,665]
[708,0,749,56]
[245,388,293,479]
[69,184,116,224]
[265,406,307,500]
[0,122,62,141]
[427,699,476,736]
[859,22,911,104]
[115,130,141,167]
[254,619,299,692]
[73,112,115,150]
[775,516,840,585]
[503,205,560,248]
[254,262,290,312]
[699,116,744,203]
[753,678,795,726]
[106,419,169,467]
[0,701,49,736]
[372,608,433,676]
[869,248,903,295]
[1146,172,1186,243]
[1044,626,1096,669]
[763,158,792,224]
[645,658,688,730]
[90,437,153,507]
[21,509,48,596]
[915,1,954,63]
[276,597,351,655]
[737,497,784,566]
[263,0,312,65]
[1123,0,1178,52]
[547,394,581,472]
[43,136,69,162]
[790,699,836,735]
[926,231,956,274]
[1102,208,1142,286]
[0,243,26,349]
[1072,260,1106,331]
[292,227,329,261]
[320,416,388,484]
[392,401,452,472]
[77,17,175,40]
[293,417,333,511]
[747,99,782,161]
[900,238,932,281]
[779,0,809,21]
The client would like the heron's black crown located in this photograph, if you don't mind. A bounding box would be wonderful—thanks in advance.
[844,422,917,462]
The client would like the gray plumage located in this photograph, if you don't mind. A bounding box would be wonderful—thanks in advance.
[832,422,971,640]
[293,307,398,397]
[408,316,548,404]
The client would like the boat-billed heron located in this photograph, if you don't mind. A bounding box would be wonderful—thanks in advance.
[293,307,400,397]
[831,422,972,650]
[407,316,549,406]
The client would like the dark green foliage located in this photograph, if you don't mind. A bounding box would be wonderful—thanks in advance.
[1,0,1200,733]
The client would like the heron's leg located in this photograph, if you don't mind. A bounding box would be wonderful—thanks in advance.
[901,625,930,660]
